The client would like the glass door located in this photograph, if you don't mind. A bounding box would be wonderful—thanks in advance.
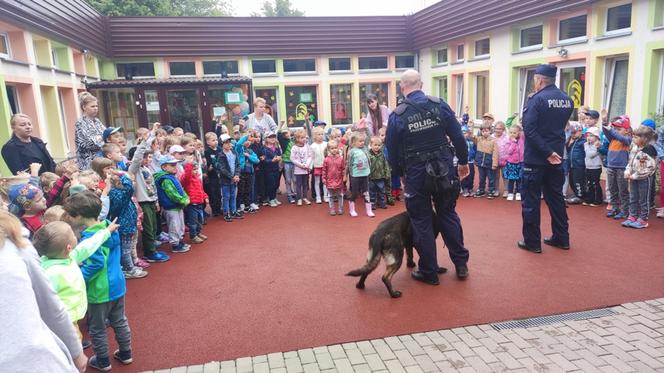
[166,88,203,138]
[96,88,140,145]
[145,90,162,125]
[557,64,585,121]
[206,84,251,131]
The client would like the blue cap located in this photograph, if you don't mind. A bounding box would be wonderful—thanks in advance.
[8,183,41,216]
[159,155,179,166]
[584,110,600,119]
[102,127,123,142]
[641,119,656,129]
[534,64,557,78]
[313,120,327,126]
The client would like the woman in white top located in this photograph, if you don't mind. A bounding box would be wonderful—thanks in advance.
[244,97,278,138]
[365,94,392,137]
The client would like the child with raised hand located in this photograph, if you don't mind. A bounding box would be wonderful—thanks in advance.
[262,132,283,207]
[472,123,499,199]
[63,191,134,372]
[322,140,345,215]
[129,122,169,263]
[460,126,476,197]
[310,127,328,204]
[503,125,524,201]
[622,126,658,228]
[602,113,633,220]
[346,132,373,217]
[290,129,313,206]
[566,122,586,205]
[154,155,191,251]
[7,162,47,236]
[583,127,603,207]
[217,134,242,221]
[368,136,390,210]
[34,219,119,342]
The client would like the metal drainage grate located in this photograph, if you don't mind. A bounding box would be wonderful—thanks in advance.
[491,308,617,331]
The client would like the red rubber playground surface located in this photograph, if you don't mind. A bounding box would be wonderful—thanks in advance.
[104,196,664,372]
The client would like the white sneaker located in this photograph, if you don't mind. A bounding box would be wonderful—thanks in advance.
[502,191,509,198]
[269,200,278,207]
[657,208,664,219]
[303,198,312,205]
[124,267,148,279]
[324,196,329,203]
[250,203,260,210]
[316,197,322,204]
[507,193,514,201]
[516,193,522,201]
[239,204,245,211]
[275,199,282,205]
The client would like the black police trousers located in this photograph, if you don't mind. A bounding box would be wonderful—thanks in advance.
[521,164,569,248]
[404,184,469,276]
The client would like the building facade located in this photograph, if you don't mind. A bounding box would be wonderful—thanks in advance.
[0,0,663,174]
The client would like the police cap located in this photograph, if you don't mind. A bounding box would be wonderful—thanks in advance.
[534,64,557,78]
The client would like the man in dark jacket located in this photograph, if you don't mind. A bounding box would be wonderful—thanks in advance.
[2,114,56,175]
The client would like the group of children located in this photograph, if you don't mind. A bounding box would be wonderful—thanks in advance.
[459,106,664,229]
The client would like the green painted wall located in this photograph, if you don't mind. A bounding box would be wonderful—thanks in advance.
[642,40,664,120]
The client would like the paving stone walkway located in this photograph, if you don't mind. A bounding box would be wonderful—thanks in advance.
[143,298,664,373]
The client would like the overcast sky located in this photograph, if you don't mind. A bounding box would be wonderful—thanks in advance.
[234,0,440,16]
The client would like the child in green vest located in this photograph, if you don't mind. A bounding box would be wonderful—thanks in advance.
[33,219,119,341]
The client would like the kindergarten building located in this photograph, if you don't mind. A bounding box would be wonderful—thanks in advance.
[0,0,663,173]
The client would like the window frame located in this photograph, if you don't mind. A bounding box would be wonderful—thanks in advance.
[518,67,537,113]
[557,14,588,44]
[436,48,448,66]
[116,62,156,79]
[455,75,464,114]
[202,60,239,77]
[0,32,11,59]
[5,85,19,114]
[473,74,489,120]
[456,44,465,63]
[437,76,448,101]
[358,56,389,72]
[328,57,352,73]
[283,58,317,75]
[658,54,664,117]
[518,24,543,51]
[473,38,491,59]
[251,59,278,75]
[605,3,632,35]
[395,54,416,70]
[603,56,629,119]
[329,83,354,126]
[168,61,196,78]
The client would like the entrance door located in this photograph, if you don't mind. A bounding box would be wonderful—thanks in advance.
[557,63,585,121]
[165,88,203,138]
[254,87,279,123]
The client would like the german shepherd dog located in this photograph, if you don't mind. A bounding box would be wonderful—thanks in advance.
[346,211,446,298]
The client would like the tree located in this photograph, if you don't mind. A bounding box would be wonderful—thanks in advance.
[87,0,233,16]
[251,0,304,17]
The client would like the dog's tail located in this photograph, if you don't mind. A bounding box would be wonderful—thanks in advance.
[346,247,381,277]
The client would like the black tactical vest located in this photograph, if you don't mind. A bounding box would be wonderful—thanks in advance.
[394,96,450,168]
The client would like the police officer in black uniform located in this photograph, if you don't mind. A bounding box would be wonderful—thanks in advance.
[386,69,470,285]
[518,64,574,253]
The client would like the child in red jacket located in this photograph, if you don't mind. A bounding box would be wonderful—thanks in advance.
[181,162,208,244]
[322,140,346,216]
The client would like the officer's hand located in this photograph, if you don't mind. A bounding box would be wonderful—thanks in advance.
[458,164,470,181]
[547,152,562,165]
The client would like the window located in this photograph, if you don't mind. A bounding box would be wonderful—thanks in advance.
[604,58,629,119]
[606,4,631,32]
[57,89,70,152]
[358,56,388,70]
[203,61,239,76]
[437,77,448,101]
[455,75,464,114]
[169,62,195,76]
[283,58,316,73]
[437,48,448,65]
[518,68,536,113]
[474,74,489,119]
[116,62,155,79]
[396,80,404,105]
[330,84,353,125]
[395,55,415,69]
[254,88,279,122]
[558,14,587,41]
[559,66,586,121]
[285,85,318,127]
[520,25,543,49]
[51,49,59,68]
[359,83,389,114]
[252,59,276,74]
[6,85,19,114]
[0,33,9,58]
[474,38,490,58]
[329,57,351,72]
[658,55,664,117]
[456,45,464,62]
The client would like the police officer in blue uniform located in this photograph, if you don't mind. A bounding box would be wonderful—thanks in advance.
[518,64,574,253]
[386,69,470,285]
